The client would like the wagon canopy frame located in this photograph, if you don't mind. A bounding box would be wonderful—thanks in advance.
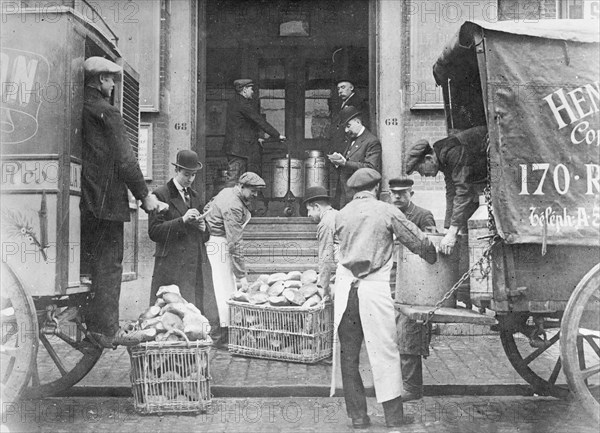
[432,20,600,247]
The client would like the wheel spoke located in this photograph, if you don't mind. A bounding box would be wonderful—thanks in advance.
[523,332,560,365]
[583,335,600,357]
[30,361,40,387]
[581,364,600,381]
[39,334,68,377]
[548,357,562,384]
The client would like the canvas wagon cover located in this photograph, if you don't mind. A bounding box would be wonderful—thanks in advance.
[436,20,600,246]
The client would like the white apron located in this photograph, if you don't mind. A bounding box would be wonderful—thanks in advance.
[207,213,250,327]
[330,259,403,403]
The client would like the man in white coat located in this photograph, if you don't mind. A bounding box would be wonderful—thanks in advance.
[332,168,437,428]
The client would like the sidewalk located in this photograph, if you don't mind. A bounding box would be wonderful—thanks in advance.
[60,267,562,398]
[65,331,558,398]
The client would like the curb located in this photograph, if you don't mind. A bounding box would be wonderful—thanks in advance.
[57,384,535,399]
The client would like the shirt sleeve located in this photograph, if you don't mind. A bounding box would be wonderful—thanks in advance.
[102,106,148,201]
[389,207,437,264]
[223,206,247,278]
[316,220,337,291]
[448,146,476,228]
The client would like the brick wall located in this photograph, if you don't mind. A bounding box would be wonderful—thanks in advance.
[400,3,448,192]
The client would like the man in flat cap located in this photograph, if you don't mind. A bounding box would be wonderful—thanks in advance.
[328,105,381,209]
[303,186,339,296]
[149,150,212,311]
[223,79,286,189]
[389,178,437,233]
[203,172,266,348]
[405,125,488,255]
[389,177,437,402]
[81,56,163,347]
[330,168,436,429]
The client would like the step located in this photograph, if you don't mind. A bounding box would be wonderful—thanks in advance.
[243,231,317,240]
[246,263,319,275]
[245,217,317,233]
[243,246,318,257]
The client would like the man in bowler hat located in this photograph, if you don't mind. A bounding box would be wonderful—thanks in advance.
[328,106,381,209]
[148,150,212,310]
[303,186,339,295]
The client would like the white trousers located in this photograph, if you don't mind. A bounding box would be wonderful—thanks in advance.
[206,235,237,327]
[330,260,403,403]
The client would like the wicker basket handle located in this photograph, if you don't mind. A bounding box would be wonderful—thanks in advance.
[163,328,191,345]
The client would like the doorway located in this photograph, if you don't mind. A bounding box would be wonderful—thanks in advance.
[204,0,369,210]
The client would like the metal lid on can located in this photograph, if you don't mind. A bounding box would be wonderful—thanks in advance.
[306,150,323,158]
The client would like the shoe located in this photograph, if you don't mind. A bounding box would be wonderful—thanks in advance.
[351,415,370,429]
[386,414,414,428]
[401,391,423,402]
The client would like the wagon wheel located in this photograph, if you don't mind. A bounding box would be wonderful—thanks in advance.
[1,263,38,404]
[22,293,104,399]
[499,314,569,398]
[560,264,600,423]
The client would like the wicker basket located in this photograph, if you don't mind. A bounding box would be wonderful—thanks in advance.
[128,330,212,414]
[227,300,333,363]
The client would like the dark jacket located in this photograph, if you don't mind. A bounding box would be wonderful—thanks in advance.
[329,93,369,154]
[403,202,437,232]
[433,126,488,229]
[223,93,280,158]
[148,179,210,306]
[81,87,148,221]
[334,128,382,208]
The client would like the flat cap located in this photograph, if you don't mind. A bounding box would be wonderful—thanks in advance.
[234,79,254,90]
[347,168,381,190]
[83,57,122,76]
[389,178,414,191]
[238,172,266,188]
[405,139,432,174]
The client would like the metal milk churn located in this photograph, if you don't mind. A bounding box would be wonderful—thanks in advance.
[303,150,329,192]
[396,233,458,307]
[271,157,305,198]
[468,195,493,308]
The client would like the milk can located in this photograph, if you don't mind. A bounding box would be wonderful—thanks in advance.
[304,150,329,192]
[271,157,305,198]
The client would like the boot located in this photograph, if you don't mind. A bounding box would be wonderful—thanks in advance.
[382,396,413,428]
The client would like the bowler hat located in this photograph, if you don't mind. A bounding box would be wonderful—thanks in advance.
[389,178,414,191]
[172,150,203,171]
[347,168,381,190]
[302,186,331,206]
[83,57,122,76]
[405,139,432,174]
[337,106,362,127]
[234,78,254,91]
[336,79,354,87]
[239,172,266,188]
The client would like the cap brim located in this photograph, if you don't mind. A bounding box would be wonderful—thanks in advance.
[302,194,331,205]
[389,187,411,192]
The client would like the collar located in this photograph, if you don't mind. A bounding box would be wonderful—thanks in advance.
[233,185,252,207]
[173,178,187,193]
[402,201,416,216]
[340,93,355,108]
[319,206,334,219]
[352,190,377,200]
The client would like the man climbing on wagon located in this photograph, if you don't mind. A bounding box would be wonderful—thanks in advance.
[80,57,163,348]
